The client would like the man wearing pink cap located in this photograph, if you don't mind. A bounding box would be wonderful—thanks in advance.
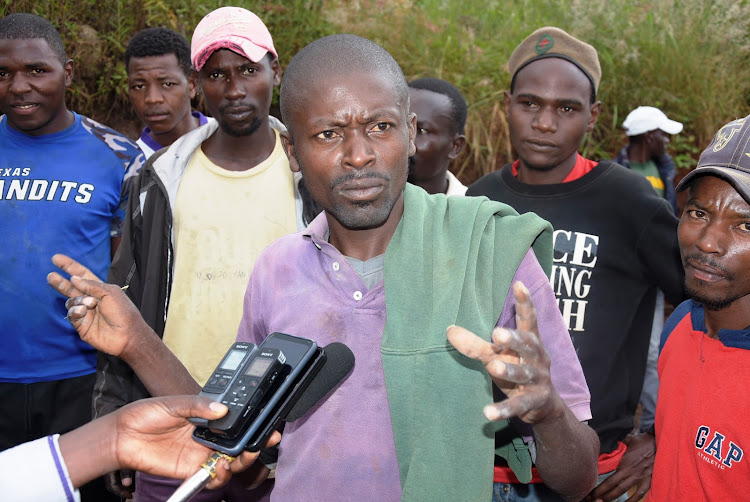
[95,7,300,500]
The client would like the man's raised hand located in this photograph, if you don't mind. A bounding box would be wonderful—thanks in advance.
[447,281,566,424]
[47,253,149,357]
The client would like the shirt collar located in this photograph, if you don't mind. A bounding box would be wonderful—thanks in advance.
[691,301,750,350]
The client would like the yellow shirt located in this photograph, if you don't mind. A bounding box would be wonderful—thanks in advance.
[162,131,297,385]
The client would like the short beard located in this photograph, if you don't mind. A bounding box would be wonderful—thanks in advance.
[687,284,739,311]
[683,253,738,310]
[328,171,397,230]
[297,154,400,231]
[219,116,262,137]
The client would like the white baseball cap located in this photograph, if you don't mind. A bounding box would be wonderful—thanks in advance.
[622,106,683,136]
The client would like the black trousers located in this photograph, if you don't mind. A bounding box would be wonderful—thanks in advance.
[0,372,122,501]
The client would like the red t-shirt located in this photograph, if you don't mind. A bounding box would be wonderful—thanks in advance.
[647,302,750,500]
[511,153,598,183]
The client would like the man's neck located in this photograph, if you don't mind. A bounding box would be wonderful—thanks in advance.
[703,296,750,339]
[409,169,448,195]
[627,143,650,163]
[148,112,200,148]
[327,194,405,261]
[201,122,276,172]
[516,152,577,185]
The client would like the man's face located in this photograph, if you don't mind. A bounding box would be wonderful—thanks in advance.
[679,175,750,311]
[408,87,463,184]
[198,49,279,137]
[647,129,670,158]
[127,53,195,138]
[505,58,600,173]
[0,38,73,136]
[281,70,416,231]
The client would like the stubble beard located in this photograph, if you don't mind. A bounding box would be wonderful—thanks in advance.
[687,283,739,311]
[298,158,399,231]
[220,115,263,138]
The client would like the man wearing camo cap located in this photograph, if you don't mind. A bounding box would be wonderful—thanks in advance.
[469,26,686,501]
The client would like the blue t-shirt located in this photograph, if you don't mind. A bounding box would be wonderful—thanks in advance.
[0,113,145,383]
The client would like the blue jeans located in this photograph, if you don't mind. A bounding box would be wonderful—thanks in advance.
[493,472,630,502]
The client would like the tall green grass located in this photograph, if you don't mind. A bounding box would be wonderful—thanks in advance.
[2,0,748,182]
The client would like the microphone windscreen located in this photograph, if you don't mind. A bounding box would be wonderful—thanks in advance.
[286,342,355,422]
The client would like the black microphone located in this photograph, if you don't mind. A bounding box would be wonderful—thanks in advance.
[286,341,355,422]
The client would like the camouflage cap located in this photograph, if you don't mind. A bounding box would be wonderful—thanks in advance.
[508,26,601,95]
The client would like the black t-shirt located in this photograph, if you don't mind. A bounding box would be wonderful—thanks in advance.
[468,160,685,452]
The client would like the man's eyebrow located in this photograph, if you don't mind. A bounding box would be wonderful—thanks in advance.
[557,98,585,107]
[514,93,584,106]
[306,109,401,129]
[684,197,704,209]
[514,92,540,101]
[361,109,401,122]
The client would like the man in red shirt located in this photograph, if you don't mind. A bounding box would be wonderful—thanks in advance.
[648,114,750,500]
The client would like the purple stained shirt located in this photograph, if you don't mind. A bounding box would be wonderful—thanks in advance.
[236,213,591,501]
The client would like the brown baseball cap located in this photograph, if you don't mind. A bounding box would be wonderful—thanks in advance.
[508,26,601,95]
[676,114,750,205]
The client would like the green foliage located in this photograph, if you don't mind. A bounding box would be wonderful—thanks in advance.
[2,0,748,181]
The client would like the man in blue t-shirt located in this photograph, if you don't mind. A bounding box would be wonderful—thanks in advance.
[0,12,143,501]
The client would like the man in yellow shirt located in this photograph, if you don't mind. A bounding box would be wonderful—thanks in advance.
[96,7,300,500]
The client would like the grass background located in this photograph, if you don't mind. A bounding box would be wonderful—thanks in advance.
[3,0,749,184]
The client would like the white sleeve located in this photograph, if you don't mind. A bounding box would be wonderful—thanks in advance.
[0,435,80,502]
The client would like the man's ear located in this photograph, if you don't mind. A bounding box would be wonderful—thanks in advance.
[448,134,466,160]
[280,131,300,173]
[586,101,602,133]
[271,58,281,86]
[64,59,74,88]
[188,71,198,100]
[504,90,512,118]
[407,112,417,157]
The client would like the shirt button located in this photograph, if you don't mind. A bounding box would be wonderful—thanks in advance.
[353,291,363,301]
[332,261,340,271]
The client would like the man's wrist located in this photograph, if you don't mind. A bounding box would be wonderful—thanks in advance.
[58,411,120,487]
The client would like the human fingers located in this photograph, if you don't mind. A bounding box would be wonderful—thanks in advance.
[225,430,281,473]
[630,475,652,502]
[512,281,540,340]
[160,395,230,422]
[204,454,244,489]
[68,276,119,300]
[490,327,545,363]
[588,468,632,502]
[484,357,537,386]
[104,471,134,499]
[52,253,102,282]
[65,296,98,311]
[483,389,545,421]
[65,304,92,325]
[47,271,83,299]
[446,325,498,365]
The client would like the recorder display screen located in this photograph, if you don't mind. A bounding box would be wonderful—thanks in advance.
[220,350,246,371]
[245,357,274,377]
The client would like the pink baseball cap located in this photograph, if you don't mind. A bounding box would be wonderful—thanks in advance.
[191,6,277,71]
